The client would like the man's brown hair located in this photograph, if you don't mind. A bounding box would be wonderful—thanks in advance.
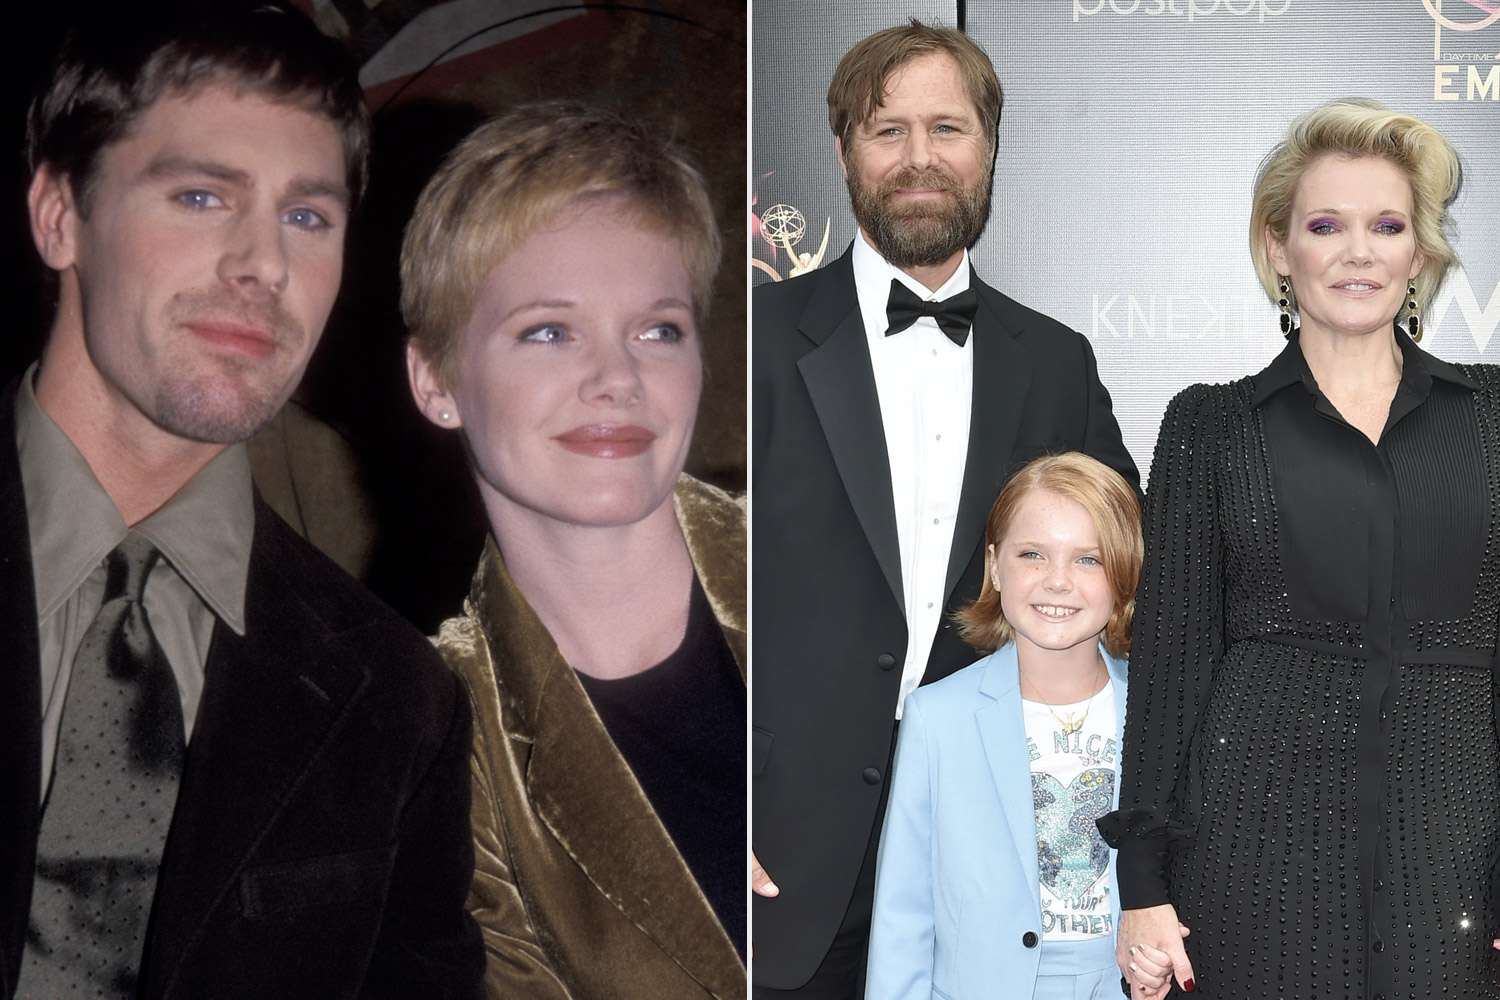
[28,1,369,215]
[826,19,1003,151]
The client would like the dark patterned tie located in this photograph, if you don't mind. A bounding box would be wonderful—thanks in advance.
[884,279,978,346]
[18,533,185,999]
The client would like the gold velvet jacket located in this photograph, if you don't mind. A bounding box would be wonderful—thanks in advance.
[434,476,746,1000]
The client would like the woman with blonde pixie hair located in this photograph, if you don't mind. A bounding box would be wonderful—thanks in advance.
[402,101,744,999]
[1102,98,1500,1000]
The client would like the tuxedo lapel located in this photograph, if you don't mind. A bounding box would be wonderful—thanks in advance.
[944,280,1032,601]
[796,252,903,612]
[0,382,41,996]
[975,648,1041,893]
[143,505,369,994]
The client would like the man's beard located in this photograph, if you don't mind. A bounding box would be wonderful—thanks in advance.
[845,160,992,269]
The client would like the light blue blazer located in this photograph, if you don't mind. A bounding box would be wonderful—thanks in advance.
[865,642,1128,1000]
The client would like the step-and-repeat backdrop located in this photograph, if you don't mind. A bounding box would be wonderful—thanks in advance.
[752,0,1500,480]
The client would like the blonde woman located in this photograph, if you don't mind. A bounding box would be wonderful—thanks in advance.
[401,102,744,999]
[1102,98,1498,1000]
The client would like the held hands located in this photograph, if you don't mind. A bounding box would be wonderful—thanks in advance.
[1118,905,1194,998]
[751,851,779,897]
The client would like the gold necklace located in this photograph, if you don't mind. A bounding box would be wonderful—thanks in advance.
[1025,670,1108,739]
[1044,696,1092,739]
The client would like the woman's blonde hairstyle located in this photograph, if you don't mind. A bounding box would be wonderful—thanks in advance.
[1249,98,1463,316]
[956,453,1142,658]
[400,101,722,386]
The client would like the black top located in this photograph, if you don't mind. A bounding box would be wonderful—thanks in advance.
[1100,331,1500,1000]
[578,578,747,958]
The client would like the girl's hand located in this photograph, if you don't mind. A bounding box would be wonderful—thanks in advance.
[1117,904,1194,998]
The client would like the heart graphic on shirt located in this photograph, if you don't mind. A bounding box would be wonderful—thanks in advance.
[1031,768,1113,901]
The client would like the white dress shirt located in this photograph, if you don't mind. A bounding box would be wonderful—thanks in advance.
[851,233,973,719]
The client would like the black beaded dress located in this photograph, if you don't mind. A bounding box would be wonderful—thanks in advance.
[1099,331,1500,1000]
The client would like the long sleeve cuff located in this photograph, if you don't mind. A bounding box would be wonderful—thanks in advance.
[1097,808,1184,909]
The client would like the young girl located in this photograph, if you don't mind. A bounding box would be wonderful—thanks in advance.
[865,453,1142,1000]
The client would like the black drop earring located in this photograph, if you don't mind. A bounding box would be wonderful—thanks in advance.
[1278,277,1292,336]
[1406,282,1421,343]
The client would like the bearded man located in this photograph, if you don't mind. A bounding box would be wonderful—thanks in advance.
[751,21,1139,999]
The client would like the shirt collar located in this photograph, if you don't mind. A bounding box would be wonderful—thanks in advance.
[16,364,254,634]
[1249,327,1477,409]
[851,229,971,334]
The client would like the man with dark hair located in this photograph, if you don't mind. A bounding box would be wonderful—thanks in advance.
[751,20,1138,999]
[1,4,482,996]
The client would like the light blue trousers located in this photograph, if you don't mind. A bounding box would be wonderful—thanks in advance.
[1032,968,1115,1000]
[1033,937,1117,1000]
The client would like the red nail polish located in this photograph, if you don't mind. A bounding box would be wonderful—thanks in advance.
[1183,978,1196,993]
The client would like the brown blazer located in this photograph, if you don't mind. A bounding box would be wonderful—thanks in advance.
[435,475,746,1000]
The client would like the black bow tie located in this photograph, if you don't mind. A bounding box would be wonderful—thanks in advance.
[884,280,976,347]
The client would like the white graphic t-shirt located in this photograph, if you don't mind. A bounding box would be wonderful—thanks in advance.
[1022,682,1118,941]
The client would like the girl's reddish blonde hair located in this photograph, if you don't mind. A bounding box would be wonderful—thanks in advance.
[955,452,1142,657]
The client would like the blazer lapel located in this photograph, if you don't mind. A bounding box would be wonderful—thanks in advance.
[672,476,746,677]
[526,686,742,997]
[0,382,41,996]
[472,541,743,997]
[943,279,1033,601]
[143,505,368,994]
[1106,650,1127,810]
[974,647,1041,893]
[795,250,904,612]
[1105,649,1128,920]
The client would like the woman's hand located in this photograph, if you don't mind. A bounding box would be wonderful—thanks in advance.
[1118,905,1194,998]
[751,851,779,897]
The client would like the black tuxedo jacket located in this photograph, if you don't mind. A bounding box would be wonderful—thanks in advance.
[751,247,1138,988]
[0,388,483,998]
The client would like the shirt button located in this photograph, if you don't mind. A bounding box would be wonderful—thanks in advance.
[936,433,942,441]
[1372,939,1384,953]
[876,652,897,670]
[926,602,934,609]
[862,767,882,785]
[1022,931,1038,948]
[932,517,939,525]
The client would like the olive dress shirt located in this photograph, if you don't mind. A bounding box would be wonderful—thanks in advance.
[15,366,253,800]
